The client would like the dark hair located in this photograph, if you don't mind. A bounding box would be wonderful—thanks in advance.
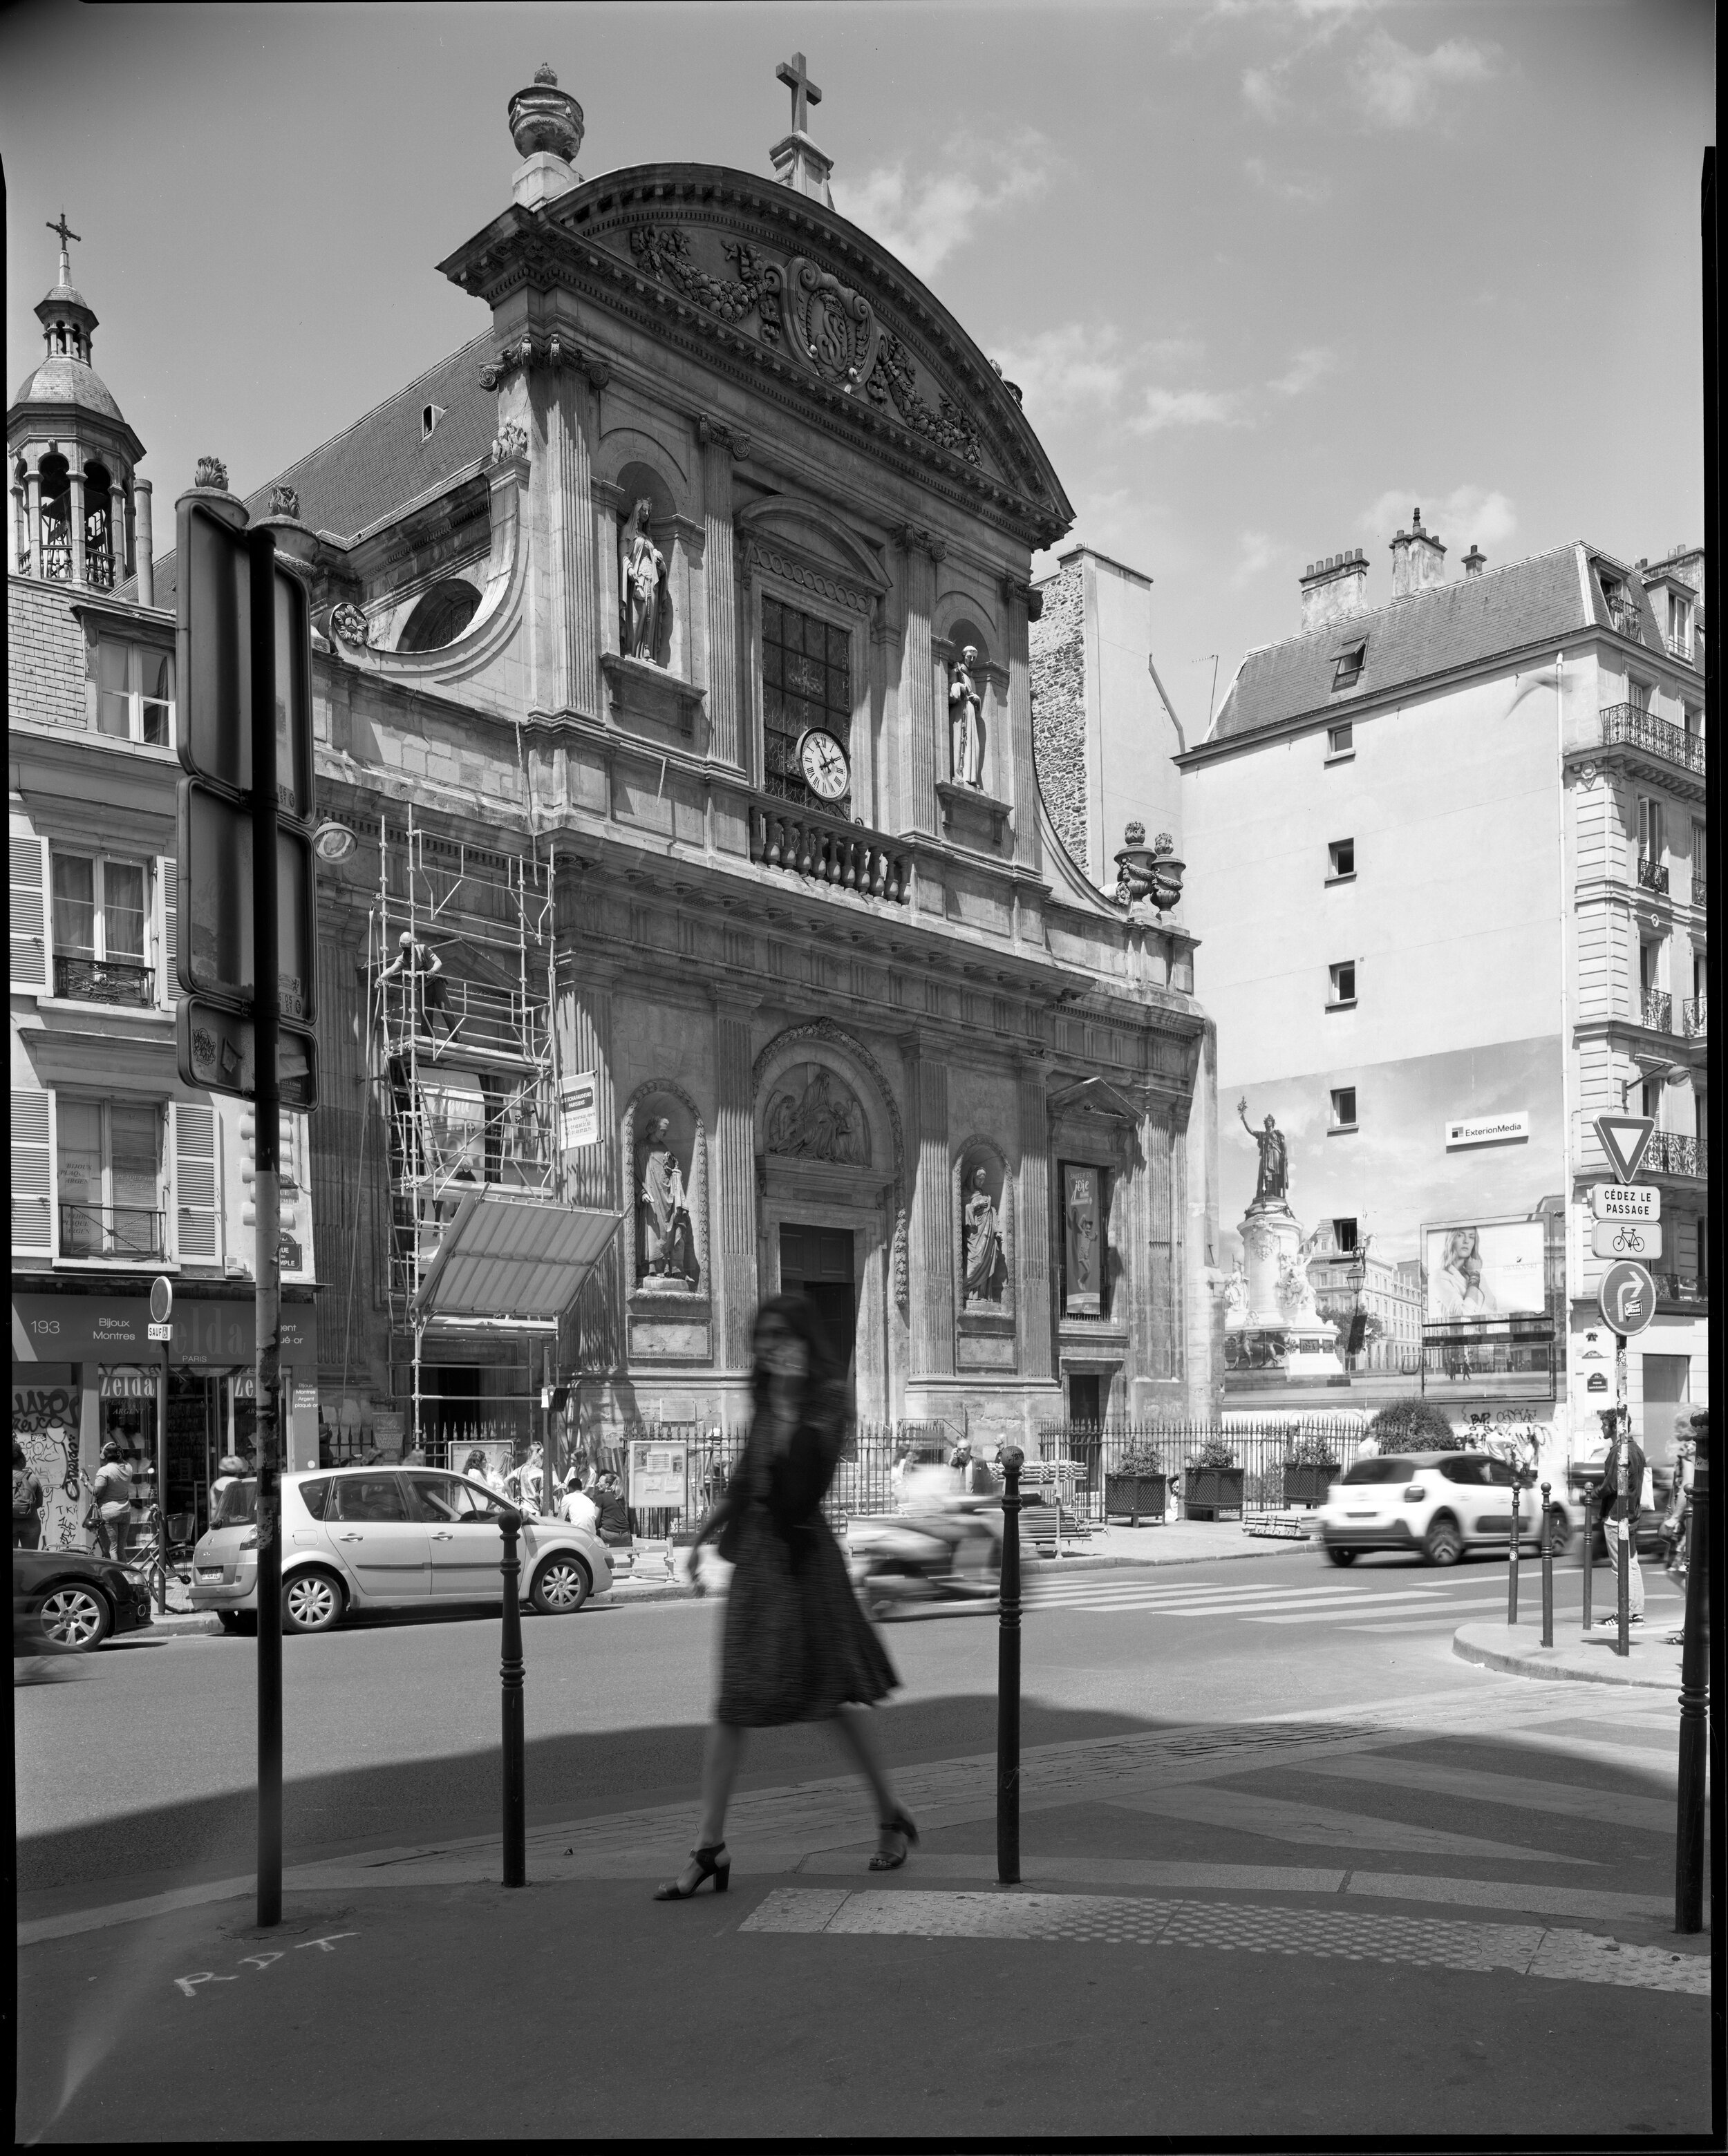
[12,1441,26,1469]
[749,1292,841,1427]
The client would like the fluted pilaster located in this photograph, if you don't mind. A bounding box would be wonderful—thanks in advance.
[1017,1056,1053,1379]
[713,992,760,1369]
[905,1034,954,1375]
[1144,1108,1176,1382]
[1000,576,1042,873]
[896,527,943,839]
[699,421,745,770]
[534,357,603,716]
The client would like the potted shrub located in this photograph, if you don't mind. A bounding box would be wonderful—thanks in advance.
[1363,1398,1462,1452]
[1105,1439,1169,1526]
[1183,1435,1245,1521]
[1282,1430,1342,1509]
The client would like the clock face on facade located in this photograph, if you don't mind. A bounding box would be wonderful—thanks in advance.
[797,727,849,802]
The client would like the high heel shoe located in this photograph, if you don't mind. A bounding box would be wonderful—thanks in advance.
[869,1806,919,1871]
[654,1843,730,1900]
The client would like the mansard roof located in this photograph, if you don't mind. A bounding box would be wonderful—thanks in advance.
[435,161,1075,550]
[1199,542,1664,752]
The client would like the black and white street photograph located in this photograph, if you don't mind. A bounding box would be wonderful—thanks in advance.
[7,0,1720,2141]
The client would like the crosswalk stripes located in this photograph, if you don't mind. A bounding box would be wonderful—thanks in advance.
[1020,1571,1617,1634]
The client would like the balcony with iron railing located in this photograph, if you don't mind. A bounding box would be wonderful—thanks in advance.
[1636,855,1669,896]
[1599,702,1707,779]
[747,795,914,905]
[53,954,156,1008]
[59,1204,166,1260]
[1606,596,1645,641]
[1693,872,1708,912]
[1641,987,1673,1032]
[1645,1131,1707,1180]
[1683,996,1707,1039]
[1667,633,1696,664]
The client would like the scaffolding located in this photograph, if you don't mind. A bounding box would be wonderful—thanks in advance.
[370,806,563,1459]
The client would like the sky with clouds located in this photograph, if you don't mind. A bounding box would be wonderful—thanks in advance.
[3,0,1710,729]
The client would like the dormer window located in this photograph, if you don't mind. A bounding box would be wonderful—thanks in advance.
[1332,643,1366,692]
[1599,567,1642,641]
[422,404,447,441]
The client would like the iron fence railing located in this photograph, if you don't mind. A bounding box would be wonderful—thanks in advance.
[1667,633,1696,664]
[1647,1131,1707,1178]
[1599,701,1707,777]
[1636,856,1670,896]
[1683,996,1707,1038]
[1034,1418,1372,1520]
[54,954,155,1006]
[1642,987,1673,1030]
[59,1202,165,1259]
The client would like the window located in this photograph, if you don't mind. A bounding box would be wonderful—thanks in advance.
[1693,824,1707,903]
[56,1098,165,1258]
[762,596,852,811]
[1331,645,1365,692]
[1342,1457,1412,1485]
[1669,591,1691,649]
[1332,1217,1358,1251]
[1642,1079,1662,1120]
[299,1478,332,1521]
[330,1475,409,1523]
[422,403,446,439]
[1328,961,1357,1008]
[214,1479,258,1526]
[1329,1089,1358,1132]
[1638,796,1664,864]
[1640,940,1660,996]
[1326,723,1353,759]
[1327,838,1355,882]
[49,851,152,1004]
[1700,1217,1709,1294]
[95,641,174,746]
[1628,679,1651,717]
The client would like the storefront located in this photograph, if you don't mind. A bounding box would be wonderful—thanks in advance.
[11,1293,318,1551]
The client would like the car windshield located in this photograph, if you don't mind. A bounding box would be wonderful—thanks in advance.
[213,1477,258,1526]
[1341,1458,1414,1485]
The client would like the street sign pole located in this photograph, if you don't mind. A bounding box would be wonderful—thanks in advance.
[1614,1336,1630,1661]
[250,527,283,1929]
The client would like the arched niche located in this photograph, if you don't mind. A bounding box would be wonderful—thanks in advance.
[952,1136,1015,1318]
[397,580,482,653]
[619,1078,710,1299]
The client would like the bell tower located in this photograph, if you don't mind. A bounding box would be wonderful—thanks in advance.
[7,214,153,599]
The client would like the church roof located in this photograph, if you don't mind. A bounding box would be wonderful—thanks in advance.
[8,352,129,426]
[1201,543,1653,750]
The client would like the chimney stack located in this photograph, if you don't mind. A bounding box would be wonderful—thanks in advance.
[1390,506,1447,598]
[1462,542,1485,578]
[1298,548,1369,631]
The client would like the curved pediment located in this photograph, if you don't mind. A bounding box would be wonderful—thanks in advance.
[735,493,888,596]
[439,163,1075,549]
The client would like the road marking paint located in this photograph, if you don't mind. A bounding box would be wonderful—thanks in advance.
[739,1889,1708,1994]
[1037,1589,1457,1618]
[173,1972,240,1998]
[1300,1755,1675,1832]
[1108,1786,1592,1864]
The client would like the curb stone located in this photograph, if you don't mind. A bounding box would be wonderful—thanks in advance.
[1452,1619,1683,1690]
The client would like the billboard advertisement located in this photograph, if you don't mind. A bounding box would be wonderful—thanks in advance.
[1423,1220,1547,1323]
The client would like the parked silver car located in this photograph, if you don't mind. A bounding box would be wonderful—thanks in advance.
[189,1466,612,1634]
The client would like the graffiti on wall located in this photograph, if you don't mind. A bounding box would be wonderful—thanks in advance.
[12,1379,86,1549]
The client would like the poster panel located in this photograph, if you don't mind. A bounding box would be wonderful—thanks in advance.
[630,1438,688,1511]
[1423,1219,1546,1323]
[1062,1163,1102,1318]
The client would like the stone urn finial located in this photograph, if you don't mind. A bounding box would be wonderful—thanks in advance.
[194,455,229,493]
[509,63,584,164]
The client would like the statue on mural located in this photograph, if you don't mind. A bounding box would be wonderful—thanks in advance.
[961,1164,1005,1305]
[764,1066,866,1164]
[948,646,985,789]
[1238,1096,1289,1208]
[638,1116,697,1287]
[621,498,668,663]
[1223,1260,1248,1327]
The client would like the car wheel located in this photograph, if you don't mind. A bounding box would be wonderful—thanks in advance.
[283,1569,346,1635]
[532,1553,591,1615]
[39,1584,113,1651]
[1325,1547,1358,1567]
[1424,1515,1463,1567]
[1545,1509,1572,1557]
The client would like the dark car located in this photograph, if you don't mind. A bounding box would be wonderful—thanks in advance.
[12,1545,154,1651]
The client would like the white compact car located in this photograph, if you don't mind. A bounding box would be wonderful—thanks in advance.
[189,1466,612,1634]
[1315,1451,1572,1568]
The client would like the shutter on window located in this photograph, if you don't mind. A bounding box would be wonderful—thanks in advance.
[160,855,178,1004]
[12,1090,54,1254]
[176,1101,220,1261]
[10,829,47,987]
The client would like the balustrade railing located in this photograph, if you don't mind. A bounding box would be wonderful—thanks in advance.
[1599,702,1707,777]
[1636,855,1670,895]
[1667,634,1696,663]
[54,954,156,1007]
[749,797,912,904]
[59,1203,165,1259]
[1606,597,1645,641]
[1646,1131,1707,1178]
[1642,987,1673,1031]
[1683,996,1707,1038]
[84,549,115,592]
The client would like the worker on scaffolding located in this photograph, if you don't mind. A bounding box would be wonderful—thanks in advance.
[377,929,450,1043]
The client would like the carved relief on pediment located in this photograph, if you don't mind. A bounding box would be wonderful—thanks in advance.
[764,1061,870,1166]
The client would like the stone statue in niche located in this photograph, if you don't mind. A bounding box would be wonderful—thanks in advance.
[620,499,668,664]
[637,1115,698,1289]
[764,1064,867,1164]
[960,1162,1006,1306]
[948,646,985,789]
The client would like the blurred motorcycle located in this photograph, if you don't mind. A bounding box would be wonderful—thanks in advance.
[847,1494,1002,1619]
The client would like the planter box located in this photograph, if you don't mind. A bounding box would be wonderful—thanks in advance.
[1281,1462,1340,1509]
[1183,1466,1245,1521]
[1104,1473,1168,1524]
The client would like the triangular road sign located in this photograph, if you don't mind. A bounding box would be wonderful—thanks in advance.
[1595,1114,1655,1183]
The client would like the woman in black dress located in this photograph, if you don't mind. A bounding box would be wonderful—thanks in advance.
[655,1293,915,1898]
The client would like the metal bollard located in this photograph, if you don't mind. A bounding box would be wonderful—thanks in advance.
[500,1508,526,1887]
[1507,1477,1521,1624]
[1581,1482,1594,1634]
[1674,1419,1707,1932]
[997,1445,1023,1887]
[1540,1480,1554,1647]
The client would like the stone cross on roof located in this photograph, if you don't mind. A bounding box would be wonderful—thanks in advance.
[776,50,821,133]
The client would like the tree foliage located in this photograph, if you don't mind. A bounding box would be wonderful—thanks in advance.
[1364,1398,1461,1451]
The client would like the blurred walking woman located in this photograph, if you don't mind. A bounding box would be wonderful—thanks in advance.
[656,1294,914,1898]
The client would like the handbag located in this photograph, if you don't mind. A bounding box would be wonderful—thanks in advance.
[714,1499,743,1565]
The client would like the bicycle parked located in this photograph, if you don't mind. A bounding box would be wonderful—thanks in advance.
[120,1504,194,1614]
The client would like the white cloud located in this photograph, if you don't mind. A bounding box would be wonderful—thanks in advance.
[1348,30,1499,131]
[1230,530,1278,587]
[836,135,1051,285]
[1268,345,1335,397]
[1358,485,1519,554]
[1241,64,1289,120]
[990,323,1127,424]
[1245,156,1332,205]
[1130,386,1241,436]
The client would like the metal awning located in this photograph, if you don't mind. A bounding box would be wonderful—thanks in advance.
[411,1189,623,1324]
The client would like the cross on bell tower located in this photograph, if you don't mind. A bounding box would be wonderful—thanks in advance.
[46,209,82,287]
[769,50,834,208]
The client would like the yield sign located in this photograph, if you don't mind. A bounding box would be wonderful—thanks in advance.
[1594,1114,1655,1183]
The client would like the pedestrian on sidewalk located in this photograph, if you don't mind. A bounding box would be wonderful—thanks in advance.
[86,1441,134,1561]
[1594,1421,1649,1625]
[595,1473,632,1547]
[657,1293,912,1900]
[561,1477,601,1533]
[12,1442,46,1549]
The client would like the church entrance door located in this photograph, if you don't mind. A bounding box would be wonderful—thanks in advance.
[779,1223,858,1383]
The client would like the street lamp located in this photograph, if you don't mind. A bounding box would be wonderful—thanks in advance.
[312,819,357,864]
[1619,1058,1689,1110]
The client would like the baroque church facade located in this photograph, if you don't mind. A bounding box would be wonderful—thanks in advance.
[140,62,1222,1448]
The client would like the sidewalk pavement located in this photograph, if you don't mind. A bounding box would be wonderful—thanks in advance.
[1453,1618,1687,1690]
